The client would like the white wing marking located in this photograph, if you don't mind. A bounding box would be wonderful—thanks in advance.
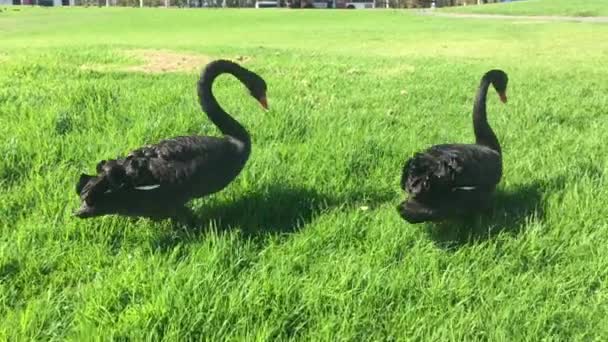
[453,186,477,191]
[135,184,161,190]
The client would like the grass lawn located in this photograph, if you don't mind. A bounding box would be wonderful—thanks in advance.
[1,7,608,340]
[443,0,608,17]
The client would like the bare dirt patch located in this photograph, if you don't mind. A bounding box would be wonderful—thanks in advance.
[423,12,608,23]
[512,20,551,25]
[374,64,416,78]
[122,49,210,73]
[81,49,217,74]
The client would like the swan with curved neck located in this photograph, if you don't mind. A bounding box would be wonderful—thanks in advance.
[398,69,509,224]
[473,69,507,154]
[199,59,268,144]
[74,59,267,222]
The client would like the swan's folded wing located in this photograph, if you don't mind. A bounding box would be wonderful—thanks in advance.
[76,135,238,215]
[403,144,501,197]
[427,144,502,190]
[123,136,233,189]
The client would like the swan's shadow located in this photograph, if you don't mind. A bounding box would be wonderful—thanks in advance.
[426,175,568,250]
[197,186,333,235]
[153,184,393,251]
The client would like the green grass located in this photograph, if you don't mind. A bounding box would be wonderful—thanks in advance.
[443,0,608,17]
[1,7,608,340]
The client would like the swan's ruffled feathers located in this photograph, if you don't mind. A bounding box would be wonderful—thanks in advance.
[401,143,502,199]
[76,136,236,207]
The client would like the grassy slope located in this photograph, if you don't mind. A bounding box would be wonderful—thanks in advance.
[1,7,608,340]
[443,0,608,17]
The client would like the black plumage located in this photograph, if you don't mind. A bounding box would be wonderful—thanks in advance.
[398,69,509,223]
[74,60,268,221]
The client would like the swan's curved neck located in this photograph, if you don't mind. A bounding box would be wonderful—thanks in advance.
[198,60,251,146]
[473,77,501,154]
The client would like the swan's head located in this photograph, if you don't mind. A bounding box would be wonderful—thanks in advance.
[243,71,268,110]
[486,69,508,104]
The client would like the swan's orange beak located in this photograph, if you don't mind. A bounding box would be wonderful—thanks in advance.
[498,91,507,104]
[258,95,268,110]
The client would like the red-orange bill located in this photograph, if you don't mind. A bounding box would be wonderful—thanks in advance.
[259,96,268,110]
[499,92,507,103]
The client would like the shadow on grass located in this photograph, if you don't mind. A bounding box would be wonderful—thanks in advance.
[152,183,394,252]
[197,185,335,235]
[426,175,569,250]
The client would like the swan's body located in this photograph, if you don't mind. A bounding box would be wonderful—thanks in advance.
[398,70,508,223]
[74,60,267,220]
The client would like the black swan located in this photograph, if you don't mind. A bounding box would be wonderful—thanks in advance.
[74,59,268,221]
[397,69,508,223]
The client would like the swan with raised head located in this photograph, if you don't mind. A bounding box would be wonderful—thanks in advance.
[398,69,509,223]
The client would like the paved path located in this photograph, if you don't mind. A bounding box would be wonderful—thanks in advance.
[418,11,608,23]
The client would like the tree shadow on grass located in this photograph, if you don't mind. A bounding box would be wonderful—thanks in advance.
[152,183,394,252]
[426,175,569,250]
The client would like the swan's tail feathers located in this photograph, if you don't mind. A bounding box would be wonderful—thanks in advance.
[400,159,412,191]
[74,160,129,218]
[76,174,94,195]
[402,152,439,197]
[402,151,463,197]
